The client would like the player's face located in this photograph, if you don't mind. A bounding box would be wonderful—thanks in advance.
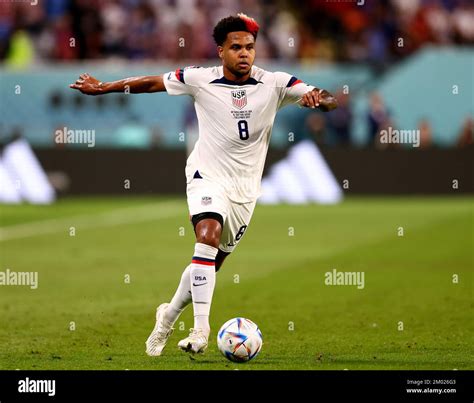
[219,32,256,77]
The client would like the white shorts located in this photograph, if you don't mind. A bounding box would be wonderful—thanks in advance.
[186,178,256,253]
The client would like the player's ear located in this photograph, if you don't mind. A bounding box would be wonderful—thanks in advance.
[217,46,223,60]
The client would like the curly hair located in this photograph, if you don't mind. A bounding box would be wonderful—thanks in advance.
[212,13,260,46]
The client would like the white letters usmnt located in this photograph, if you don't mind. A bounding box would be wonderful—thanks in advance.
[163,65,314,203]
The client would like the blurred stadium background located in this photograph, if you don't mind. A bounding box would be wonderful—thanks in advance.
[0,0,472,203]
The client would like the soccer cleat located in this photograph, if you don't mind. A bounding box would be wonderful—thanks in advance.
[145,303,174,356]
[178,328,209,354]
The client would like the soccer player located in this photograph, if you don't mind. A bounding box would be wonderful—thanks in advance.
[70,13,337,356]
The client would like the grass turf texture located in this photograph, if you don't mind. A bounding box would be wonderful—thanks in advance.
[0,196,472,370]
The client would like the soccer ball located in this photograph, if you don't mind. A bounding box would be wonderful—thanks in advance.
[217,317,263,362]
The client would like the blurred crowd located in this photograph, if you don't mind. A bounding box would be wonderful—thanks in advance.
[290,90,473,149]
[0,0,472,66]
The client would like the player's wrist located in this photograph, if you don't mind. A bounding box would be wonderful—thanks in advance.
[96,81,108,94]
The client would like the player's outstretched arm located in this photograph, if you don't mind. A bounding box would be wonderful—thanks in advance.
[300,88,338,112]
[69,73,165,95]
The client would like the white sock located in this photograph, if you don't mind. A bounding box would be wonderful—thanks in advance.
[190,243,218,334]
[164,264,192,326]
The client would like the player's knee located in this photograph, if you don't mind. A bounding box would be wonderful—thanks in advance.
[195,226,221,249]
[194,218,222,249]
[196,234,220,249]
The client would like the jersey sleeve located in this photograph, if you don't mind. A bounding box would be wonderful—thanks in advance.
[163,66,202,97]
[274,72,315,109]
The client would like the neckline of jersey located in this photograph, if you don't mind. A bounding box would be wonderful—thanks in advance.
[211,65,262,86]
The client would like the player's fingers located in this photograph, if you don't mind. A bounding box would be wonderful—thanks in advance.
[299,95,306,106]
[307,92,316,108]
[313,92,320,107]
[80,73,88,80]
[299,94,308,107]
[301,94,308,107]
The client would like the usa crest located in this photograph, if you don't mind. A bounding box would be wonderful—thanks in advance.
[231,89,247,110]
[201,196,212,206]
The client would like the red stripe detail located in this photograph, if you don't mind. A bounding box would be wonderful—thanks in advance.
[191,259,215,266]
[175,68,181,81]
[290,79,303,87]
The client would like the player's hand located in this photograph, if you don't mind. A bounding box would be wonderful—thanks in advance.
[300,89,322,109]
[70,73,103,95]
[300,89,338,112]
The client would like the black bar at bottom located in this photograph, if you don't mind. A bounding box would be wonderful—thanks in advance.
[0,370,471,402]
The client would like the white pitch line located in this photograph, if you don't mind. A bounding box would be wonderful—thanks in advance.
[0,201,185,242]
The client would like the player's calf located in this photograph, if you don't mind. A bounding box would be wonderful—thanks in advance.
[215,249,230,272]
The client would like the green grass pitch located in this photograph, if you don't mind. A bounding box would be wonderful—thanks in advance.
[0,196,472,370]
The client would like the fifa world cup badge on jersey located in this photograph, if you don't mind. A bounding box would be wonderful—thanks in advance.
[201,196,212,206]
[231,89,247,109]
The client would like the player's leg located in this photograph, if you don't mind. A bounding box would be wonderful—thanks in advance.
[190,216,222,332]
[193,215,230,272]
[146,177,224,356]
[145,263,195,356]
[146,179,229,356]
[177,215,223,354]
[179,199,256,353]
[147,216,226,356]
[174,178,230,354]
[215,249,230,272]
[163,218,228,327]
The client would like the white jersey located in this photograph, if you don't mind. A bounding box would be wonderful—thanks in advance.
[163,65,315,203]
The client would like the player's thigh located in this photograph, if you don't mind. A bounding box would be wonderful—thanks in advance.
[219,200,256,254]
